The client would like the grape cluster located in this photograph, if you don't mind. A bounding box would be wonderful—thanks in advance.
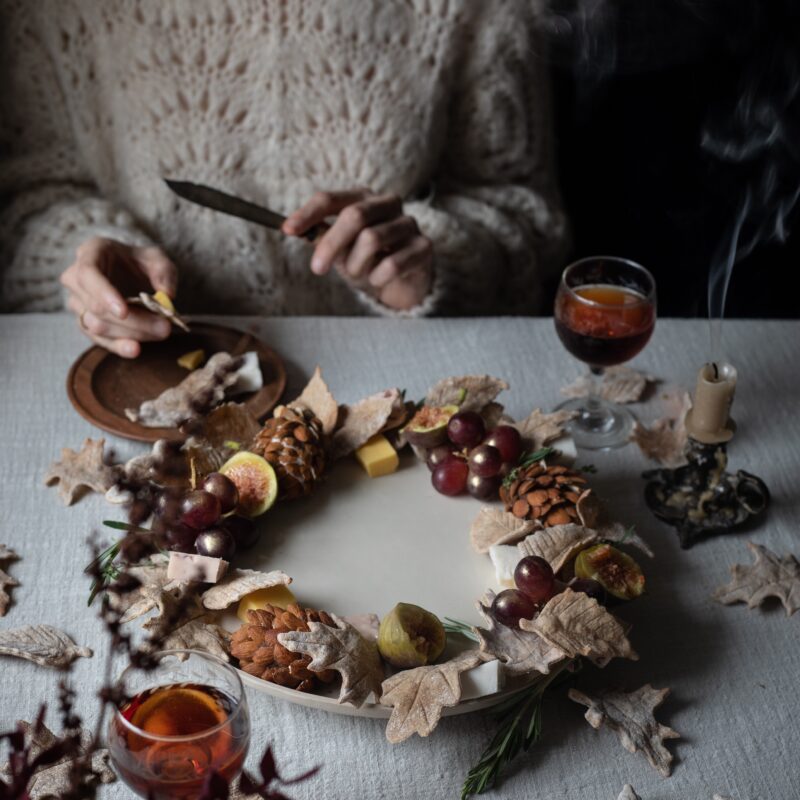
[152,472,259,561]
[428,413,523,499]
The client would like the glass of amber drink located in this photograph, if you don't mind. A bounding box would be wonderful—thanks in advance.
[554,256,656,449]
[107,650,250,799]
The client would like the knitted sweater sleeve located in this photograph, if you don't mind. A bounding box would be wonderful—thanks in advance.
[395,2,568,317]
[0,5,152,312]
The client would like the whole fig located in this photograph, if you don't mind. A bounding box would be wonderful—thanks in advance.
[377,602,446,669]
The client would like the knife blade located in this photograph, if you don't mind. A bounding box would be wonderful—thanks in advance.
[164,179,320,240]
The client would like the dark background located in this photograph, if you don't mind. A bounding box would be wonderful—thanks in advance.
[544,0,798,318]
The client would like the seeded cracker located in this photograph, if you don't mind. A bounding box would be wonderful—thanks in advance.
[470,507,539,554]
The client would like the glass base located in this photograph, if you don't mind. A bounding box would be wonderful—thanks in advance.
[555,396,635,451]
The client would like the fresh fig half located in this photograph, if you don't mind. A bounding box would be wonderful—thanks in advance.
[377,602,446,668]
[574,543,645,601]
[403,404,459,448]
[219,452,277,517]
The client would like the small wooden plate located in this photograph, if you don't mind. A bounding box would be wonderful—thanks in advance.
[67,322,286,442]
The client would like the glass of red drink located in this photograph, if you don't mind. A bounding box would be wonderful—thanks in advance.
[554,256,656,449]
[107,650,250,799]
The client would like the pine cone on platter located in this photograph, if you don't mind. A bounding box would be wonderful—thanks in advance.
[230,603,336,692]
[250,406,326,500]
[500,464,588,526]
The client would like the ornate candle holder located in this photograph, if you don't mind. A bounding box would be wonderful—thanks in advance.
[643,363,770,548]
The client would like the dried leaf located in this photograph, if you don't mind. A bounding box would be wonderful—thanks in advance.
[44,438,119,505]
[568,684,680,777]
[713,542,800,616]
[426,375,509,413]
[480,401,510,429]
[597,524,655,558]
[330,388,401,460]
[517,524,598,573]
[0,720,116,797]
[470,507,538,554]
[125,352,243,427]
[524,588,638,666]
[380,650,483,743]
[0,625,93,668]
[290,366,339,436]
[202,569,292,610]
[278,614,384,708]
[128,291,190,331]
[0,544,20,617]
[617,786,641,800]
[630,390,691,467]
[561,367,657,404]
[474,591,565,676]
[514,408,576,451]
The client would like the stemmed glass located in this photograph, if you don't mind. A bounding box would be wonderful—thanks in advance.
[553,256,657,450]
[107,650,250,800]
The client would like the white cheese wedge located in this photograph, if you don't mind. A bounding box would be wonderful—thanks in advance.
[167,552,229,584]
[489,544,522,590]
[461,659,504,700]
[229,351,264,395]
[549,433,577,466]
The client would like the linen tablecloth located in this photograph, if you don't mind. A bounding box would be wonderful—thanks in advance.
[1,314,798,800]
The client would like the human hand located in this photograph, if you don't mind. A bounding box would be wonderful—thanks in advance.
[282,189,433,311]
[61,237,178,358]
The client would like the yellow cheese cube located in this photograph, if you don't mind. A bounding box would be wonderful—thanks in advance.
[237,585,297,622]
[177,349,206,370]
[354,434,399,478]
[152,290,175,312]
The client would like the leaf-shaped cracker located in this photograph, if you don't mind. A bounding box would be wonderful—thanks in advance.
[517,524,598,573]
[426,375,509,413]
[524,588,638,666]
[568,684,680,777]
[474,591,565,676]
[129,291,190,331]
[119,439,189,490]
[278,614,384,708]
[713,542,800,616]
[561,367,657,404]
[108,557,171,623]
[0,625,93,668]
[514,409,575,451]
[0,544,20,617]
[470,507,538,554]
[290,366,339,436]
[330,388,401,460]
[182,402,262,475]
[0,720,116,797]
[202,569,292,610]
[630,390,691,467]
[617,787,641,800]
[126,352,242,427]
[158,617,232,661]
[380,649,483,743]
[574,495,655,558]
[44,438,119,505]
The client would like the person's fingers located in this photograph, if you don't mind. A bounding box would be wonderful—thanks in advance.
[379,265,434,311]
[343,215,419,281]
[368,235,433,288]
[67,296,141,356]
[82,308,171,341]
[310,194,403,276]
[71,239,129,319]
[134,246,178,296]
[283,189,370,236]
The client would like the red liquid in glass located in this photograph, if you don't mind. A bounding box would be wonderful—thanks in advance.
[554,285,655,367]
[111,683,248,799]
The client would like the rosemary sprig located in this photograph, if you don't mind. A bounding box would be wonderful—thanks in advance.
[461,662,575,798]
[580,463,598,474]
[442,617,478,642]
[501,447,554,489]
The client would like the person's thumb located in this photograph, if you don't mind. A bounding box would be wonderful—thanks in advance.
[134,246,178,297]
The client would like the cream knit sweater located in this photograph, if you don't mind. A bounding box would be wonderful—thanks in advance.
[0,0,567,316]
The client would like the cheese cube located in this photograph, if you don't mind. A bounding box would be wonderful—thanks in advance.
[237,584,297,622]
[461,659,504,700]
[177,349,206,370]
[167,552,228,584]
[489,545,521,590]
[354,434,399,477]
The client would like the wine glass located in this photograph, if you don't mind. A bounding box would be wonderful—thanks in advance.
[553,256,656,450]
[107,650,250,800]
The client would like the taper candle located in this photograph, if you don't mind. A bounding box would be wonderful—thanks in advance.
[685,362,737,444]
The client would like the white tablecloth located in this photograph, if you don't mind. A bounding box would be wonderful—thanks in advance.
[1,314,798,800]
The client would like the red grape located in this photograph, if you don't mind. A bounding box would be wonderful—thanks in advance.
[466,472,501,500]
[225,516,259,550]
[426,444,456,472]
[514,556,555,604]
[180,490,222,530]
[485,425,523,464]
[570,578,607,604]
[468,444,503,478]
[491,589,537,627]
[432,459,469,496]
[195,528,236,561]
[202,472,239,514]
[447,411,485,448]
[164,524,197,553]
[154,489,183,521]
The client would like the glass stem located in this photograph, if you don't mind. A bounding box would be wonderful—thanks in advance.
[583,367,608,429]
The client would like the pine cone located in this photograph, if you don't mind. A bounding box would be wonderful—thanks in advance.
[230,603,336,692]
[500,464,588,526]
[251,406,326,500]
